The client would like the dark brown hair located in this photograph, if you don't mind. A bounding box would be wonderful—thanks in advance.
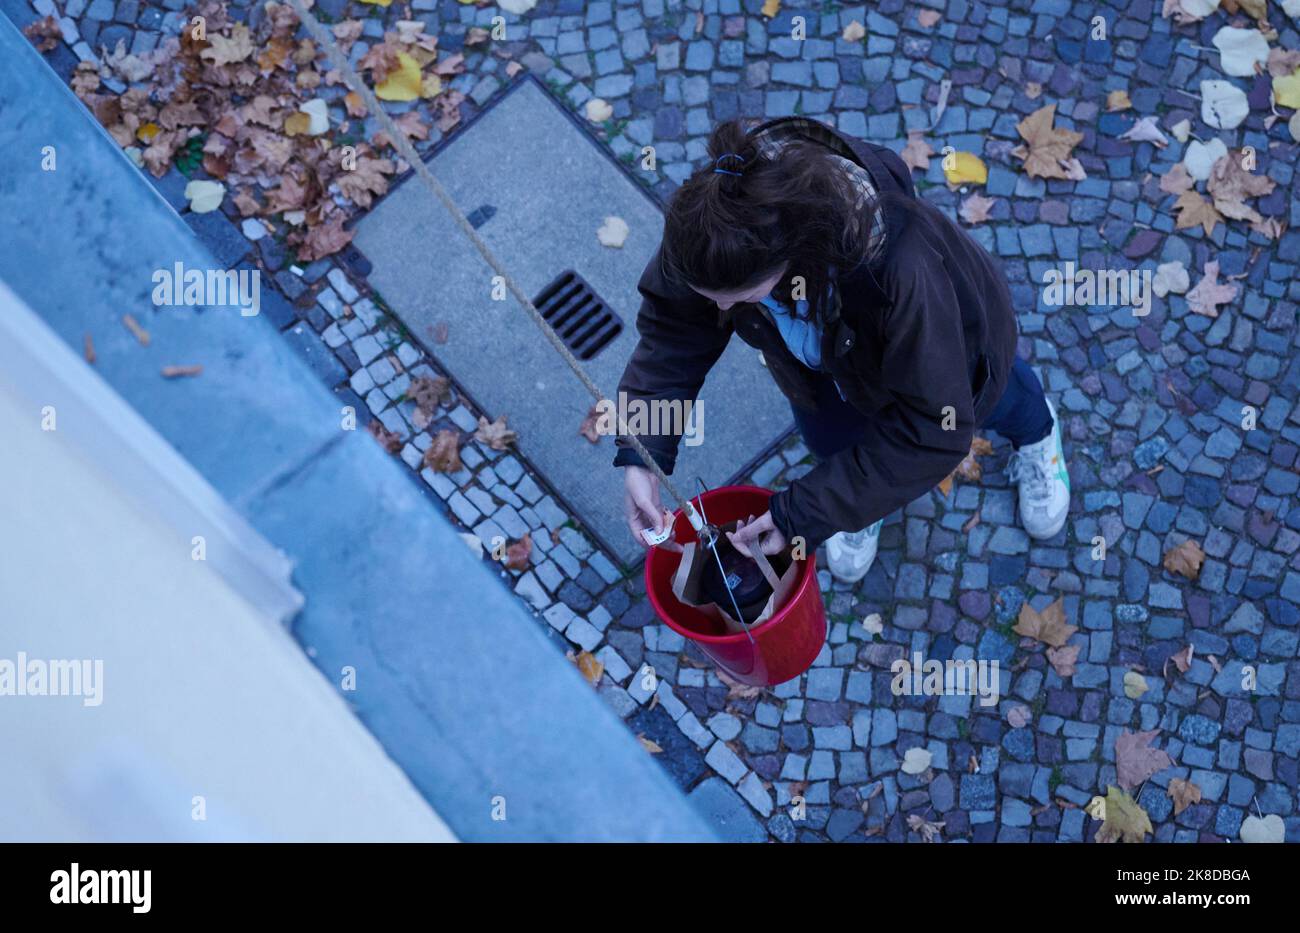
[661,120,883,324]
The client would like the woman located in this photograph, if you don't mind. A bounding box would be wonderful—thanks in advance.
[614,117,1070,583]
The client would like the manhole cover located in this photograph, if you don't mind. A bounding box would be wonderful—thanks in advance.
[352,77,792,566]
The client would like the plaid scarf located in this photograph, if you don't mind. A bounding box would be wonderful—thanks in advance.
[749,117,887,263]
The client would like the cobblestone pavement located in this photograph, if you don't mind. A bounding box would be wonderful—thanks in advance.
[15,0,1300,842]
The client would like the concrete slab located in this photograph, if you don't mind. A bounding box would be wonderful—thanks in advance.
[353,77,792,567]
[688,776,769,842]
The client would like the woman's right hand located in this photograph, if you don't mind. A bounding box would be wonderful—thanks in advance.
[623,466,681,551]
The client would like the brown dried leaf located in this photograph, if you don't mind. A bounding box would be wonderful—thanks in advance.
[907,813,945,842]
[474,415,517,451]
[408,374,450,413]
[434,52,466,76]
[1014,598,1077,648]
[257,35,293,71]
[1159,162,1195,196]
[637,734,663,754]
[232,187,262,217]
[71,62,101,97]
[335,154,394,209]
[141,130,181,178]
[422,429,463,473]
[1172,188,1223,237]
[1011,104,1084,180]
[899,132,935,172]
[1206,150,1276,223]
[1046,642,1081,678]
[1167,777,1202,816]
[366,418,404,454]
[1168,643,1194,675]
[716,668,763,700]
[358,38,403,83]
[200,23,255,67]
[1185,261,1238,318]
[937,436,994,497]
[579,404,603,444]
[1267,47,1300,78]
[263,172,310,214]
[23,15,62,52]
[1106,89,1133,111]
[570,650,604,687]
[373,111,431,150]
[959,193,996,225]
[343,91,367,118]
[1115,729,1173,791]
[1162,538,1205,580]
[505,533,532,571]
[332,18,369,51]
[1250,216,1286,240]
[296,215,355,262]
[433,89,466,132]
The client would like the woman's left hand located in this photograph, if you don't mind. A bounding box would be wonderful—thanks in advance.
[726,512,787,557]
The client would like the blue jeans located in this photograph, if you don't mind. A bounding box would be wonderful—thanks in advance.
[793,357,1053,461]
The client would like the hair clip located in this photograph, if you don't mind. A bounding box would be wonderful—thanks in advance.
[713,153,747,177]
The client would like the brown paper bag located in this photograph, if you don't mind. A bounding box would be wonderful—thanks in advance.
[670,520,801,634]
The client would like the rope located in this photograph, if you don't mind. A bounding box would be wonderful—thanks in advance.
[283,0,699,527]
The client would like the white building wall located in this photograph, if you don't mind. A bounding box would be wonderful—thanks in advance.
[0,284,454,842]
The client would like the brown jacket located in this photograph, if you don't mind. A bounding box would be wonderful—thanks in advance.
[614,118,1019,548]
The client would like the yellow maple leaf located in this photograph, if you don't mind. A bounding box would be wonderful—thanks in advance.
[1094,786,1152,843]
[375,52,422,102]
[420,73,443,99]
[943,151,988,186]
[1274,68,1300,110]
[761,0,781,17]
[282,111,312,136]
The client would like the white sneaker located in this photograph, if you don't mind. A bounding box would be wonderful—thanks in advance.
[826,520,883,584]
[1008,398,1071,540]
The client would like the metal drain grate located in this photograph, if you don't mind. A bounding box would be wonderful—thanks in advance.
[532,270,623,361]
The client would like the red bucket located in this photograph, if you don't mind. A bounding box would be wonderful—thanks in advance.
[645,485,827,687]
